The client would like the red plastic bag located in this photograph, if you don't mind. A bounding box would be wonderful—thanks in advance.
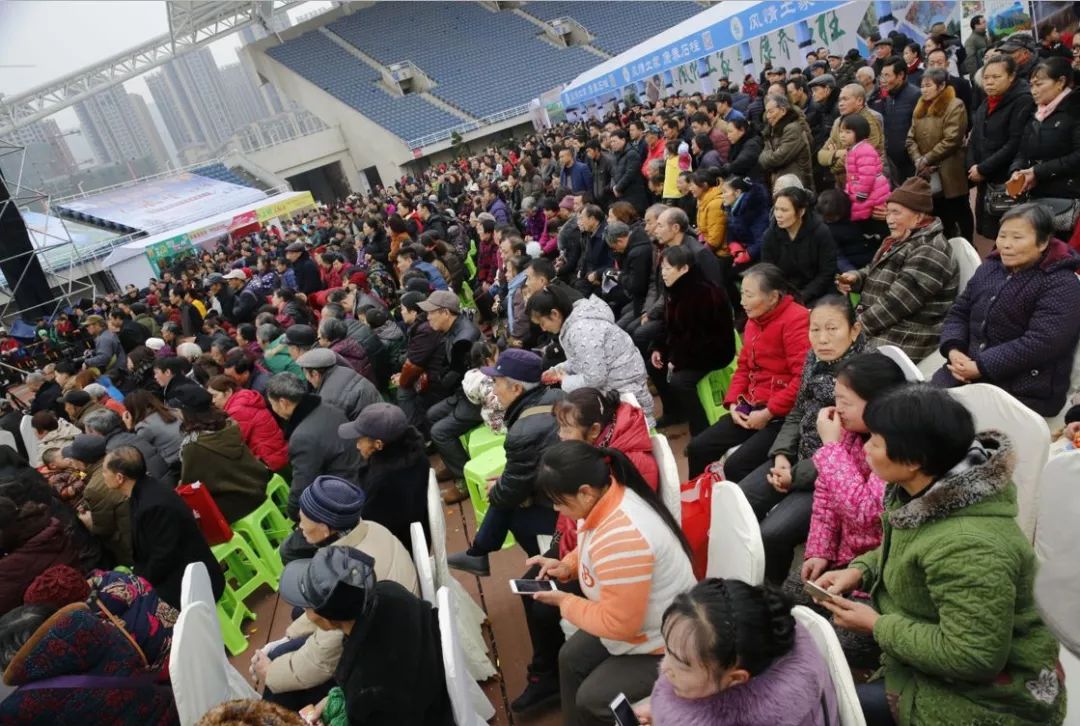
[176,481,233,546]
[681,468,719,580]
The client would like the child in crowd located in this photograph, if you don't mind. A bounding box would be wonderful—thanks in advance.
[816,189,883,273]
[461,341,505,435]
[840,114,890,222]
[39,447,86,509]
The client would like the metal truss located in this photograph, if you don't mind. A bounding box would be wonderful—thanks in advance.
[0,1,303,137]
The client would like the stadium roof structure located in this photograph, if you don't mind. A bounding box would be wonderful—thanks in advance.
[0,1,306,137]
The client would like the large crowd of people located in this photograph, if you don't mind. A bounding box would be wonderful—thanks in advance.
[0,17,1079,726]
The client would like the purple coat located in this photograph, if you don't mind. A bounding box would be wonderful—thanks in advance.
[933,239,1080,416]
[649,624,838,726]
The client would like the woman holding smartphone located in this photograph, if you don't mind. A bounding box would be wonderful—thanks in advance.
[815,385,1064,725]
[527,441,696,726]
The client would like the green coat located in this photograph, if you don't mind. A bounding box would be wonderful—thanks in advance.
[262,334,303,377]
[852,431,1065,725]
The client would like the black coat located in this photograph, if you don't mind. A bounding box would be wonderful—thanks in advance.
[761,212,838,305]
[359,428,430,552]
[720,133,765,181]
[336,580,453,726]
[590,152,615,206]
[883,82,921,174]
[611,145,649,213]
[291,251,322,294]
[366,229,390,264]
[968,80,1034,183]
[117,320,149,353]
[488,385,563,509]
[129,475,224,610]
[614,223,653,316]
[658,267,736,373]
[1013,90,1080,200]
[29,381,63,417]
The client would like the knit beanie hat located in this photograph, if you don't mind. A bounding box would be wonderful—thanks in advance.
[886,177,934,214]
[299,476,366,530]
[24,564,91,607]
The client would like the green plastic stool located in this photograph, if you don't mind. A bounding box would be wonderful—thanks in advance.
[212,533,277,656]
[266,474,290,518]
[462,446,515,549]
[231,496,291,578]
[459,425,505,459]
[696,333,744,426]
[464,254,477,279]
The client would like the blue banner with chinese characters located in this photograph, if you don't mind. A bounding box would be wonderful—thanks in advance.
[561,0,848,108]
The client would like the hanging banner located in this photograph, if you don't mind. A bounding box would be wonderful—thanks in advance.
[256,191,316,224]
[145,234,195,277]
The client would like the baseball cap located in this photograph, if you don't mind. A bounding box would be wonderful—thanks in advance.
[337,402,408,442]
[62,434,107,463]
[145,337,165,351]
[999,32,1037,52]
[417,290,460,314]
[480,348,542,383]
[223,270,247,281]
[280,546,377,620]
[81,315,105,327]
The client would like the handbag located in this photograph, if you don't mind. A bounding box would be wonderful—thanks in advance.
[984,182,1020,216]
[176,481,233,546]
[1036,197,1080,235]
[680,466,721,580]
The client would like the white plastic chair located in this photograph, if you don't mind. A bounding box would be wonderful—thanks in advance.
[1036,450,1080,564]
[705,480,765,585]
[0,429,18,453]
[173,563,258,726]
[426,470,497,681]
[791,606,867,726]
[650,433,682,525]
[877,345,925,382]
[19,414,38,465]
[436,586,496,726]
[946,384,1050,541]
[410,521,437,605]
[947,236,982,294]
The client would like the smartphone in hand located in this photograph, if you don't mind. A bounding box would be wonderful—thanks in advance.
[609,693,640,726]
[509,579,557,595]
[804,580,836,603]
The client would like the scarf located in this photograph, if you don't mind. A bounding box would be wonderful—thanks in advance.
[1036,87,1072,122]
[986,94,1003,115]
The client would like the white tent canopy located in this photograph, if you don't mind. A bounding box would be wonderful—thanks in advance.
[559,0,853,109]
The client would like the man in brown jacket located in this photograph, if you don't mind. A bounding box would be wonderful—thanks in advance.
[817,83,886,186]
[69,434,132,566]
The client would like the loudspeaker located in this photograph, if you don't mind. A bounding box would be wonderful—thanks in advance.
[0,170,54,320]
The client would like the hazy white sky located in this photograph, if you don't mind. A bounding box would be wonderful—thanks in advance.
[0,1,329,132]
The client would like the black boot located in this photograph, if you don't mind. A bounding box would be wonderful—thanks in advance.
[510,667,560,713]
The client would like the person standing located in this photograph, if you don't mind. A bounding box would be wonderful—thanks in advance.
[962,14,990,78]
[880,57,921,183]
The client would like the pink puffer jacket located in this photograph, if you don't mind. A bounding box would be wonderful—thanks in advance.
[805,431,885,567]
[844,140,890,221]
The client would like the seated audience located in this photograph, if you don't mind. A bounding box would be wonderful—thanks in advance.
[637,579,837,725]
[932,203,1080,416]
[65,434,132,566]
[0,495,81,614]
[279,547,454,726]
[837,178,959,361]
[206,375,289,472]
[817,189,883,273]
[762,186,838,306]
[526,442,696,723]
[686,264,811,479]
[121,389,183,468]
[28,410,79,468]
[722,176,770,265]
[295,348,381,421]
[816,385,1066,725]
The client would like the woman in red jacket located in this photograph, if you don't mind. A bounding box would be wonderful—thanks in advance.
[206,375,289,473]
[686,263,811,479]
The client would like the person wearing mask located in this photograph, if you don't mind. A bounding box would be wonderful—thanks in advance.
[280,547,454,726]
[447,350,563,576]
[265,373,360,523]
[967,54,1034,238]
[635,579,837,725]
[759,94,814,190]
[207,375,289,473]
[529,285,655,426]
[101,446,223,610]
[762,186,838,305]
[685,264,811,480]
[255,476,418,711]
[1009,57,1080,226]
[879,56,922,183]
[717,117,765,181]
[526,442,696,725]
[650,245,736,437]
[609,129,649,214]
[722,176,770,266]
[836,178,959,362]
[932,203,1080,416]
[816,385,1066,726]
[906,67,973,241]
[736,296,870,584]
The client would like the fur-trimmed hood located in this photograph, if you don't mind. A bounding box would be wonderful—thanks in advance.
[888,430,1015,529]
[913,84,957,119]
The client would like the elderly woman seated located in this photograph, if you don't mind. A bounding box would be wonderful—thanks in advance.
[932,203,1080,416]
[837,177,958,361]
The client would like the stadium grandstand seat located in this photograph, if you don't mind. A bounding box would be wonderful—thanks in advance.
[191,163,258,189]
[522,1,702,55]
[326,2,597,118]
[266,31,463,141]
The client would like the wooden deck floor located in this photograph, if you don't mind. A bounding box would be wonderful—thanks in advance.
[226,423,692,725]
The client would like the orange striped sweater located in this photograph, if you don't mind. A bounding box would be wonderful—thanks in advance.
[559,481,697,656]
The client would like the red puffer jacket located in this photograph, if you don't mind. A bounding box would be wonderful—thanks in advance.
[223,388,289,471]
[725,294,811,417]
[556,403,659,557]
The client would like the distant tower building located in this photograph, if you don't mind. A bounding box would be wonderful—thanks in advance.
[128,93,172,172]
[73,85,159,170]
[144,47,237,153]
[146,72,198,149]
[0,118,77,178]
[221,63,269,128]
